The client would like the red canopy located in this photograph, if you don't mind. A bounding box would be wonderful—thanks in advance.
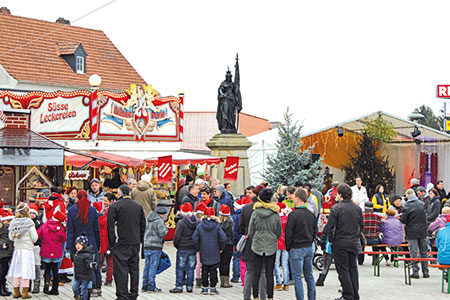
[66,152,145,168]
[145,157,221,166]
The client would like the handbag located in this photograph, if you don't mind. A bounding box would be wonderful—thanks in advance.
[156,251,171,275]
[236,235,248,253]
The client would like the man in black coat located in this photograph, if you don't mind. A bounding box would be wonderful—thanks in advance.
[324,183,363,300]
[401,188,429,279]
[107,184,146,300]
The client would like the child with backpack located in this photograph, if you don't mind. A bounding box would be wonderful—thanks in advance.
[193,207,226,295]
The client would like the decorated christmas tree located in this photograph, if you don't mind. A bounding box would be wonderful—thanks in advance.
[263,108,324,189]
[343,132,395,197]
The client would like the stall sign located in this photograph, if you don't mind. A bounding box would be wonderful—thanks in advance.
[65,170,90,181]
[157,156,173,183]
[224,156,239,181]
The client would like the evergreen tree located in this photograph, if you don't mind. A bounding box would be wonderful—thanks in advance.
[344,132,395,197]
[263,108,324,189]
[409,105,444,131]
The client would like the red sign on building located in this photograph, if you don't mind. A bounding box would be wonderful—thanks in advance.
[224,156,239,181]
[437,85,450,98]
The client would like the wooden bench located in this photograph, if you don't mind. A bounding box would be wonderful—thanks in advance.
[363,251,409,276]
[394,257,437,285]
[429,264,450,293]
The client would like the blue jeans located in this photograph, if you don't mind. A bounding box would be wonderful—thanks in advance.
[73,279,89,300]
[289,247,316,300]
[232,250,241,280]
[175,249,196,289]
[275,249,289,285]
[142,249,162,291]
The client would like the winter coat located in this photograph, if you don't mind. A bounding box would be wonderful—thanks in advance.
[232,209,242,246]
[436,223,450,265]
[217,192,234,215]
[66,205,100,253]
[98,210,108,254]
[323,198,364,251]
[426,196,442,225]
[220,217,234,246]
[87,187,105,204]
[32,217,42,247]
[38,220,66,259]
[181,193,198,209]
[107,195,146,248]
[372,192,389,214]
[248,202,282,256]
[277,214,288,250]
[174,215,199,250]
[8,218,38,250]
[195,199,220,216]
[285,206,317,251]
[401,196,427,239]
[0,225,13,259]
[131,180,158,217]
[429,214,449,233]
[174,184,190,214]
[192,218,226,265]
[238,202,257,261]
[306,195,319,217]
[74,244,94,281]
[143,211,168,250]
[379,216,403,246]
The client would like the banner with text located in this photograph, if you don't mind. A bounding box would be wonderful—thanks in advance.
[224,156,239,181]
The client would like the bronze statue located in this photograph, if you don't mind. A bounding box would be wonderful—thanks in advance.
[217,54,242,134]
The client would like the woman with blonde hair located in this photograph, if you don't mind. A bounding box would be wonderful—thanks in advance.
[7,203,38,298]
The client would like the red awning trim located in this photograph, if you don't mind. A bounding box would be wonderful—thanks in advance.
[65,152,144,168]
[145,158,222,166]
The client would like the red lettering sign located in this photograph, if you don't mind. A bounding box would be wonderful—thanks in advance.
[437,85,450,98]
[224,156,239,181]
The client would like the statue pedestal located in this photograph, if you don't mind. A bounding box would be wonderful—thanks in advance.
[206,134,253,198]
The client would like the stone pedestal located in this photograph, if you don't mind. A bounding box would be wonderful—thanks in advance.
[206,134,253,197]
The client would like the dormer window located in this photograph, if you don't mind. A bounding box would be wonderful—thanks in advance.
[76,56,85,74]
[57,42,87,74]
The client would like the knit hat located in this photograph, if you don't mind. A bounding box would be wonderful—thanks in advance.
[155,203,168,215]
[90,178,100,185]
[195,202,207,215]
[253,185,264,196]
[447,215,450,223]
[277,202,289,214]
[391,195,402,202]
[258,188,273,203]
[234,196,252,209]
[180,203,193,216]
[75,234,89,246]
[365,201,373,208]
[92,202,103,214]
[53,210,66,223]
[195,178,204,185]
[214,185,225,196]
[0,208,14,222]
[205,207,215,218]
[28,203,39,216]
[219,204,231,216]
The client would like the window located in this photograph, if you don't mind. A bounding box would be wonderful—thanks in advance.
[76,56,84,74]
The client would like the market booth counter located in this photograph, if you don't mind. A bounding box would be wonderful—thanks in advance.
[0,127,65,206]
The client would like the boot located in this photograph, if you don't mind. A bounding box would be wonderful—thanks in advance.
[220,276,233,288]
[31,279,40,294]
[21,287,31,299]
[195,278,202,288]
[12,287,21,298]
[0,282,12,296]
[43,280,50,294]
[316,274,326,286]
[48,276,59,295]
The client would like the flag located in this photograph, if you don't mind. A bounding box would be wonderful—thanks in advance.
[224,156,239,181]
[158,156,172,183]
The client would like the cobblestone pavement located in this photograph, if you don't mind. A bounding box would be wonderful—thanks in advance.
[8,242,448,300]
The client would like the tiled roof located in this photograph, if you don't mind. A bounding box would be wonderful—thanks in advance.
[181,111,272,152]
[0,13,146,91]
[0,127,65,149]
[57,42,80,55]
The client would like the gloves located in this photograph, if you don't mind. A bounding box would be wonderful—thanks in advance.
[90,262,97,269]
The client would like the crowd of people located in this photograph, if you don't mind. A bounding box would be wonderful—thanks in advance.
[0,175,449,300]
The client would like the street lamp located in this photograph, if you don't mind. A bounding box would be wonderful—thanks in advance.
[89,74,102,90]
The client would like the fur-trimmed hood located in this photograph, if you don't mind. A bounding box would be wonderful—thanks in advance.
[254,202,280,213]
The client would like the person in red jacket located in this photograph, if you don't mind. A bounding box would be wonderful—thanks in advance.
[94,193,115,286]
[274,202,290,291]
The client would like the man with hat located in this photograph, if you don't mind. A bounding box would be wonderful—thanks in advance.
[142,202,168,292]
[88,178,105,204]
[107,184,146,300]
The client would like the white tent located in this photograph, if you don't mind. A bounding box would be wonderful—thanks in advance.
[247,129,278,186]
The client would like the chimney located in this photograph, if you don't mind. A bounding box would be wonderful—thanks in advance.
[55,17,70,25]
[0,7,11,14]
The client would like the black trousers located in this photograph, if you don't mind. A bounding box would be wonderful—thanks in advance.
[44,262,59,285]
[219,244,233,276]
[201,264,219,288]
[253,253,275,299]
[333,246,359,300]
[112,244,140,300]
[0,257,10,285]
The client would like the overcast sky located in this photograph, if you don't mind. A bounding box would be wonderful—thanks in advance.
[2,0,448,133]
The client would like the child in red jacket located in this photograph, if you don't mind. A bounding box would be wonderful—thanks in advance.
[274,202,290,291]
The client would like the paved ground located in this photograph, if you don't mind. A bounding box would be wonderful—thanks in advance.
[8,242,449,299]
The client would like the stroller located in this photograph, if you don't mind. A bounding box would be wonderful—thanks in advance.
[313,234,325,271]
